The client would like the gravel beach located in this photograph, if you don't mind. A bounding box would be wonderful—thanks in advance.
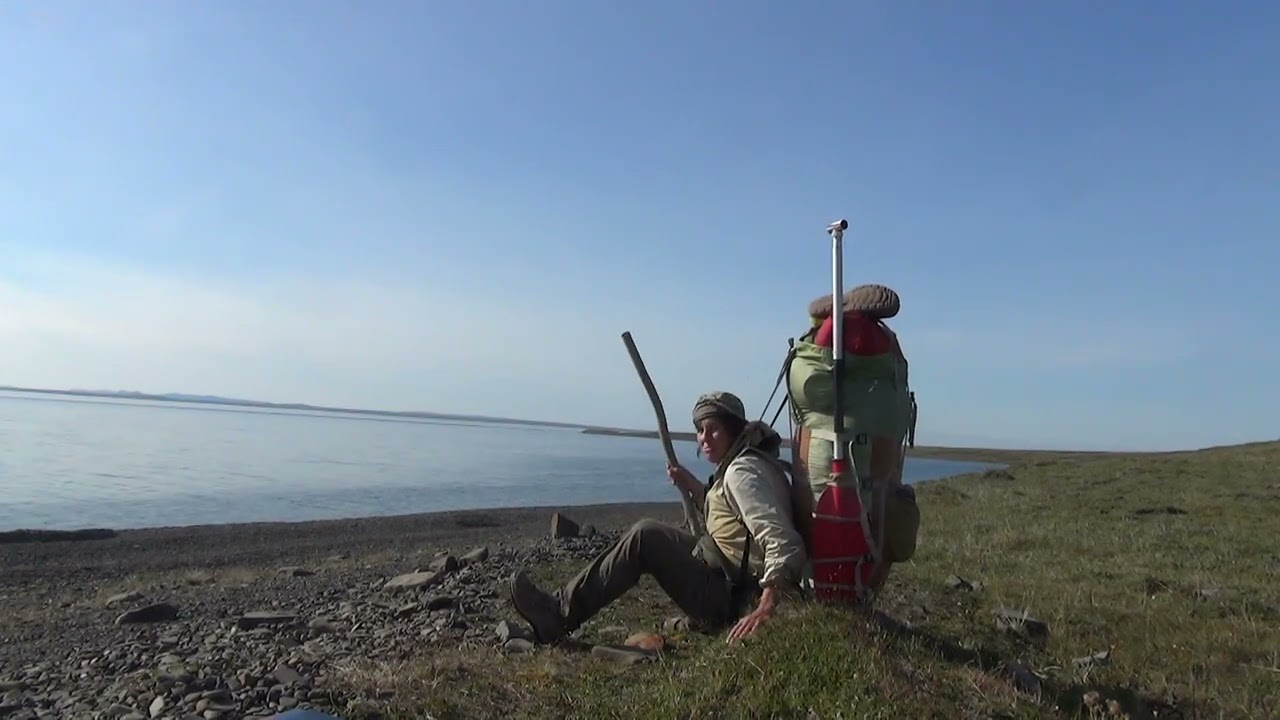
[0,502,685,719]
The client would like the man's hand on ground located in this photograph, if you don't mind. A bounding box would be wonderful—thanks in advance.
[726,587,779,644]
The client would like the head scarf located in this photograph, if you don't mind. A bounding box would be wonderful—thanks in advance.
[691,391,746,427]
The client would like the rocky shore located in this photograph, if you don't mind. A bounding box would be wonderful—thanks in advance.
[0,502,683,719]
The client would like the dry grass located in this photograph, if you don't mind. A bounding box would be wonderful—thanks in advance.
[331,441,1280,719]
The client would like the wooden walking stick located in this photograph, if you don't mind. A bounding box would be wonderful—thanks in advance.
[621,331,703,536]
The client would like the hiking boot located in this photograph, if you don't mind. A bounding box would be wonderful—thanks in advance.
[508,571,566,644]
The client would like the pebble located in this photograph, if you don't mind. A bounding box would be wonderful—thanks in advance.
[115,602,180,625]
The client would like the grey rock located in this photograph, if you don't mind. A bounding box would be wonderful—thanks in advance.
[1003,662,1043,698]
[427,555,458,575]
[394,603,421,618]
[272,665,304,686]
[236,611,299,630]
[383,569,444,592]
[277,566,315,577]
[662,616,690,633]
[993,607,1049,638]
[503,639,535,654]
[426,596,456,611]
[1073,649,1112,668]
[495,621,532,643]
[590,645,655,666]
[459,546,489,566]
[116,603,179,625]
[105,591,145,607]
[946,575,982,592]
[550,513,579,539]
[307,617,339,634]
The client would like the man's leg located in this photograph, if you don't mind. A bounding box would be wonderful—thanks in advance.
[510,518,735,643]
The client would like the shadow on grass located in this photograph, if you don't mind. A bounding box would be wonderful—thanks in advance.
[870,610,1199,720]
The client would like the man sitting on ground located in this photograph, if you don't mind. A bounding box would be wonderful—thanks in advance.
[508,391,808,644]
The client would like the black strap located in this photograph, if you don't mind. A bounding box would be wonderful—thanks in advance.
[737,532,753,588]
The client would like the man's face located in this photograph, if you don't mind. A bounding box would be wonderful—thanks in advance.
[696,416,735,464]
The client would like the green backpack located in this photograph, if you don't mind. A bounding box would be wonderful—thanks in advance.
[771,284,921,564]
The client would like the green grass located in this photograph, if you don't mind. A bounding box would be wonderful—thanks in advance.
[333,441,1280,719]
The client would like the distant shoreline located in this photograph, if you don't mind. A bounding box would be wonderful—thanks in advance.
[0,385,1179,464]
[0,385,585,430]
[579,426,1118,465]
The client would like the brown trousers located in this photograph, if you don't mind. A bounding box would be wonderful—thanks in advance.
[556,519,746,632]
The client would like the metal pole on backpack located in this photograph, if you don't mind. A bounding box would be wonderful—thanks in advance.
[827,219,849,480]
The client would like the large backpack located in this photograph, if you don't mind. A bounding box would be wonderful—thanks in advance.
[767,284,920,569]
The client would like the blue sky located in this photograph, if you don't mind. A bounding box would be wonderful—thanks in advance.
[1,1,1276,451]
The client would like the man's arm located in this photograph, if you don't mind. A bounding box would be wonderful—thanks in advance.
[723,454,807,591]
[721,454,807,642]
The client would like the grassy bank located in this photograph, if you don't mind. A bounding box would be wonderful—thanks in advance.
[334,440,1280,719]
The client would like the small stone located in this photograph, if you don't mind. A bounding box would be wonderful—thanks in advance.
[277,566,315,577]
[459,547,489,566]
[183,570,215,585]
[1003,662,1042,697]
[426,596,456,611]
[427,554,458,574]
[946,575,982,592]
[278,696,299,710]
[272,665,304,686]
[116,602,180,625]
[149,696,166,718]
[202,690,233,705]
[591,645,655,665]
[106,591,145,607]
[580,525,596,538]
[550,512,580,539]
[395,603,422,617]
[236,611,298,630]
[495,621,532,643]
[624,632,667,653]
[993,607,1049,638]
[383,569,444,592]
[307,617,339,634]
[662,616,690,633]
[1073,649,1112,668]
[503,639,535,654]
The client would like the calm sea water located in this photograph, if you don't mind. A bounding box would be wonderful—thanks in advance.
[0,391,999,532]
